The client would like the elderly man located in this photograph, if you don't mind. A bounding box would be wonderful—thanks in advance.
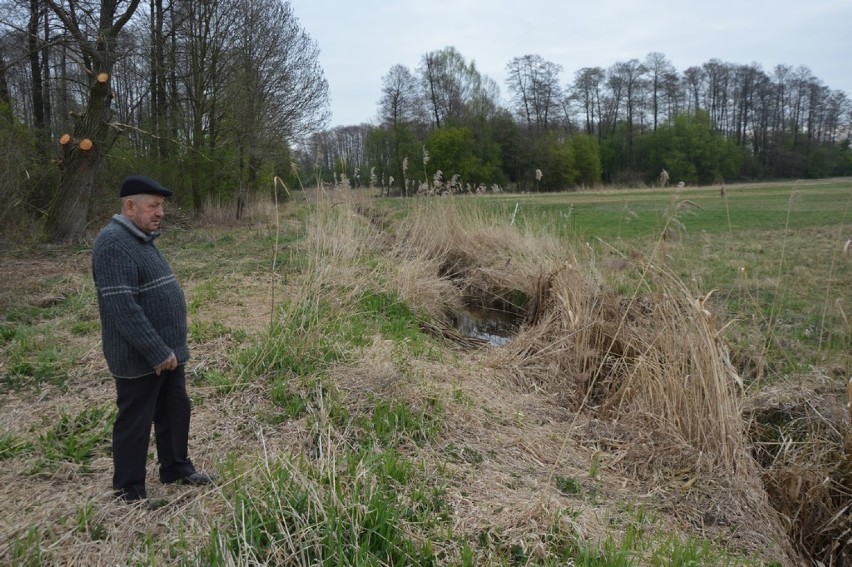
[92,175,210,502]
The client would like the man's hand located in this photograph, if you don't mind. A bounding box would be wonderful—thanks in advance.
[155,353,178,375]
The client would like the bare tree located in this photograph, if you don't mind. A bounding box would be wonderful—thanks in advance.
[505,54,563,134]
[172,0,233,210]
[27,0,49,155]
[771,64,792,137]
[644,52,675,130]
[0,7,34,124]
[219,0,328,217]
[571,66,605,139]
[789,66,816,146]
[419,46,487,128]
[682,65,705,114]
[148,0,171,161]
[662,69,682,121]
[319,124,370,182]
[702,59,731,132]
[43,0,141,242]
[378,63,421,127]
[820,89,849,144]
[730,63,766,146]
[0,52,10,110]
[467,73,501,122]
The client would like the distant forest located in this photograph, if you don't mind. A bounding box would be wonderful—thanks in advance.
[1,0,849,241]
[311,48,851,194]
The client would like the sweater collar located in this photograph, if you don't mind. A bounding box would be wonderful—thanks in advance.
[112,214,161,243]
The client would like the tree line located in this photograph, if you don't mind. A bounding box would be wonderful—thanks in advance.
[1,1,849,242]
[1,0,328,241]
[308,49,851,196]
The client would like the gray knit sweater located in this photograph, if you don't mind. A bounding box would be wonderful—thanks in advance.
[92,214,189,378]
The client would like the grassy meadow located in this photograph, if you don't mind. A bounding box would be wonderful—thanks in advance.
[0,179,849,566]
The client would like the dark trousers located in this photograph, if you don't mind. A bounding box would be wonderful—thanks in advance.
[112,365,196,499]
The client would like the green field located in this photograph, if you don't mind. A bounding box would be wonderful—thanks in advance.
[504,180,850,236]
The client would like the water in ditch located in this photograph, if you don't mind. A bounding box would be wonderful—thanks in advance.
[453,305,520,346]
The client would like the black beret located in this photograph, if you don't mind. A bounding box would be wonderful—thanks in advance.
[119,175,173,198]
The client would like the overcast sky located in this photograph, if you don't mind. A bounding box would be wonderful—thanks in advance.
[288,0,852,128]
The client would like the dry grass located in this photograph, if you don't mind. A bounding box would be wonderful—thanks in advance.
[4,192,848,565]
[744,373,852,564]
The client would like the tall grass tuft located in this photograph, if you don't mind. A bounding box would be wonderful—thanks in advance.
[745,374,852,565]
[212,448,438,564]
[396,198,753,470]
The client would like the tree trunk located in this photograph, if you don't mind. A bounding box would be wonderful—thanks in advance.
[44,73,113,241]
[0,54,11,115]
[43,0,140,242]
[41,7,52,140]
[236,151,245,220]
[151,0,169,161]
[28,1,47,155]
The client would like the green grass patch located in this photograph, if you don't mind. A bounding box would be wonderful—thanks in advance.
[2,324,71,390]
[32,405,114,473]
[267,375,328,422]
[505,505,769,567]
[8,526,49,566]
[69,318,99,336]
[359,398,444,447]
[187,279,224,315]
[0,432,34,460]
[3,305,47,325]
[166,228,302,281]
[555,475,582,495]
[1,281,96,390]
[73,502,108,542]
[237,300,356,379]
[209,453,438,566]
[358,291,426,348]
[443,442,484,467]
[238,292,433,381]
[194,368,247,396]
[189,319,246,343]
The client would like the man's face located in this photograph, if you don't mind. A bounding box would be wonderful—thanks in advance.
[124,194,166,234]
